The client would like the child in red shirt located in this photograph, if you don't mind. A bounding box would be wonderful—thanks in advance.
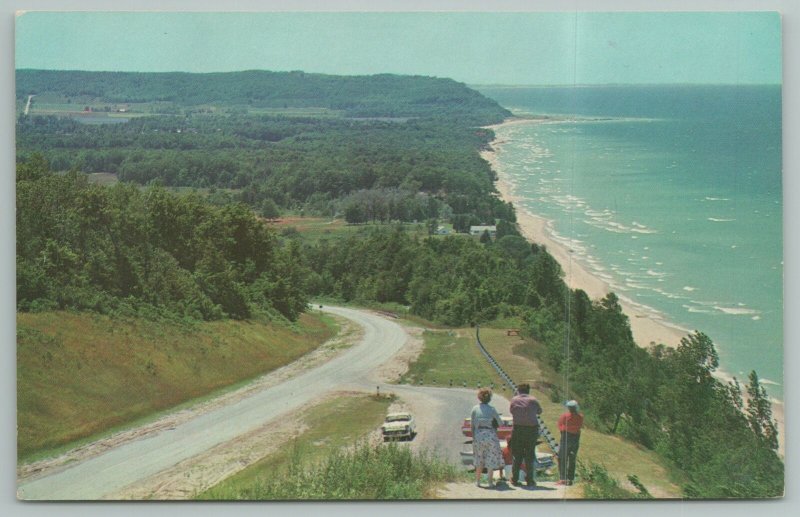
[556,400,583,485]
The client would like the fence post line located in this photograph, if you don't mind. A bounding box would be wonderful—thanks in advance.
[474,326,560,455]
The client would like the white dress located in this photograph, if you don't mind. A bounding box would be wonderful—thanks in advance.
[471,403,505,470]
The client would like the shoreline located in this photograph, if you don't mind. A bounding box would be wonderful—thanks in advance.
[481,117,784,448]
[482,118,687,350]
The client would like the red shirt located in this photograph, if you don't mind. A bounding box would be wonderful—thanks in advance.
[558,411,584,434]
[502,444,512,465]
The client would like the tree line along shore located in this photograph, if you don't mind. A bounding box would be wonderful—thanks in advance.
[16,69,783,498]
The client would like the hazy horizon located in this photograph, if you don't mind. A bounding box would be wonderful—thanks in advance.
[14,67,783,88]
[16,12,781,86]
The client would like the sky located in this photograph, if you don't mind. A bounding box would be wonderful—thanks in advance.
[15,11,781,85]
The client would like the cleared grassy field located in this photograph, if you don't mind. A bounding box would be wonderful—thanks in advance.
[86,172,119,186]
[400,329,508,391]
[17,311,336,461]
[29,103,155,119]
[23,95,343,119]
[245,106,343,117]
[269,216,431,243]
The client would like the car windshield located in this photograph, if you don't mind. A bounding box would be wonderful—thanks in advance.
[386,415,410,422]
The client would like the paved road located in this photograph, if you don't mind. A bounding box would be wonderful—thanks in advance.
[377,384,511,467]
[18,306,408,500]
[24,94,34,115]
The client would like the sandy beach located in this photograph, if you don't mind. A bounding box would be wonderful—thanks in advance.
[482,118,784,448]
[482,118,687,349]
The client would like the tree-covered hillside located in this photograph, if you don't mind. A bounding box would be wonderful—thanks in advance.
[17,70,514,228]
[17,156,307,321]
[17,69,511,122]
[17,114,514,226]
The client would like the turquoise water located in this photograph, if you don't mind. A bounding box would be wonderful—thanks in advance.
[479,86,783,398]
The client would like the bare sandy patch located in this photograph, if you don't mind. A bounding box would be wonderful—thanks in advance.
[112,387,387,499]
[369,322,425,384]
[111,411,309,499]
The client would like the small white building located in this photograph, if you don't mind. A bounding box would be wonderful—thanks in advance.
[469,225,497,237]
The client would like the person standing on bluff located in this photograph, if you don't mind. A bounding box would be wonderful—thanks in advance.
[470,388,505,488]
[557,400,584,486]
[508,382,542,487]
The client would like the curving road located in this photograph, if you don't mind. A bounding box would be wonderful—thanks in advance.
[18,306,513,500]
[18,306,411,500]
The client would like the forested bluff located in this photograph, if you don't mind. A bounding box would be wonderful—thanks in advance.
[16,69,783,497]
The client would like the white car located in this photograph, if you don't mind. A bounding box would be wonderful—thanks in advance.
[381,412,416,441]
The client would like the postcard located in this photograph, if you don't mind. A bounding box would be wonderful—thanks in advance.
[15,10,783,501]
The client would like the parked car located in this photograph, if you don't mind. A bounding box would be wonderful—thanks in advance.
[461,415,513,440]
[381,412,416,441]
[460,440,555,472]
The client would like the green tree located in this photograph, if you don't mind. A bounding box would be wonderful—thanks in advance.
[528,250,565,306]
[344,203,366,224]
[495,218,517,239]
[259,198,281,220]
[426,217,437,236]
[653,332,719,466]
[746,370,779,450]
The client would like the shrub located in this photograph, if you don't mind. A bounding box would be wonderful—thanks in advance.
[579,462,646,500]
[218,441,458,500]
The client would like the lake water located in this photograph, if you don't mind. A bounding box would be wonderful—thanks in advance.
[478,85,783,398]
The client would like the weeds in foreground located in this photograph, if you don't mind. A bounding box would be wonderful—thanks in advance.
[578,462,652,499]
[207,441,458,500]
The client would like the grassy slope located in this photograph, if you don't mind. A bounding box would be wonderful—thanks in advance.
[404,323,686,498]
[399,329,508,391]
[17,311,335,460]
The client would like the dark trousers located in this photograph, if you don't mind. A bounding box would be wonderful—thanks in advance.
[558,431,580,481]
[510,425,538,483]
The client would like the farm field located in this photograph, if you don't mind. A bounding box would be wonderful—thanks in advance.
[269,216,436,243]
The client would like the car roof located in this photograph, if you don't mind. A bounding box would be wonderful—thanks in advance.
[387,412,411,418]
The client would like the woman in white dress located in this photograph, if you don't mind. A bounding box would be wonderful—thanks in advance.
[470,388,505,487]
